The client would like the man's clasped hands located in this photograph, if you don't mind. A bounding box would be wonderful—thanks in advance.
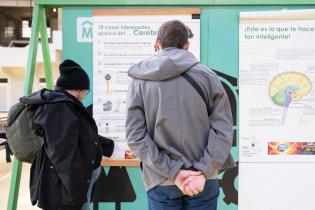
[174,170,206,196]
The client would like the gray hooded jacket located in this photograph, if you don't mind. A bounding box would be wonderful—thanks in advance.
[126,48,235,191]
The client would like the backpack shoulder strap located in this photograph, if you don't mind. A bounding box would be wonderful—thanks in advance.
[182,65,210,115]
[7,102,26,126]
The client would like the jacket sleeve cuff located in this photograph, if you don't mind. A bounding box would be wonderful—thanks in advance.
[98,135,115,157]
[193,162,210,175]
[169,161,185,181]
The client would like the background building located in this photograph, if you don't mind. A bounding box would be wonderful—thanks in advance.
[0,0,62,113]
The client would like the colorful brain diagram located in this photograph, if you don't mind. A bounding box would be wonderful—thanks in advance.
[269,72,312,123]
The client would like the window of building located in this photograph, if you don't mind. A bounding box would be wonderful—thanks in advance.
[4,27,14,38]
[39,78,46,89]
[22,19,51,38]
[22,20,31,38]
[4,21,15,38]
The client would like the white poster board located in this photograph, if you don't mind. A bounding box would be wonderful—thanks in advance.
[239,9,315,163]
[239,9,315,210]
[92,9,200,158]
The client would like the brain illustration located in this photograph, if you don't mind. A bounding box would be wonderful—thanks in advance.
[269,72,311,108]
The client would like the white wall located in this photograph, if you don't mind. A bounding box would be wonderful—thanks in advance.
[0,62,60,112]
[239,163,315,210]
[0,83,8,111]
[0,31,62,111]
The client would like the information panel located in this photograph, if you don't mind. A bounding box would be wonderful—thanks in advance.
[239,9,315,162]
[92,9,200,158]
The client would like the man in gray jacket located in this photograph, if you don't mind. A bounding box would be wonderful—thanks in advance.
[126,20,235,210]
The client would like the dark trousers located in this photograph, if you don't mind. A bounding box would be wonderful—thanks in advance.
[0,132,11,162]
[5,143,11,162]
[147,179,219,210]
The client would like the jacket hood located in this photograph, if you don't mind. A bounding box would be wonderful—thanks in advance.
[128,47,199,81]
[20,89,77,105]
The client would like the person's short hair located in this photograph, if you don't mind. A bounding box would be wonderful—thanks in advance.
[157,20,192,49]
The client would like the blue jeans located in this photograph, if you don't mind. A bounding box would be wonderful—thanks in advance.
[147,179,219,210]
[81,167,102,210]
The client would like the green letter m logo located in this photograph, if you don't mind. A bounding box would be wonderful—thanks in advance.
[82,21,93,39]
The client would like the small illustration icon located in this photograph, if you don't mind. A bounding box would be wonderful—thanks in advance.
[103,101,113,112]
[105,74,112,94]
[268,142,315,155]
[277,144,289,152]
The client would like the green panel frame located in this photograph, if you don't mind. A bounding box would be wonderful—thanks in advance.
[36,0,315,6]
[39,8,54,90]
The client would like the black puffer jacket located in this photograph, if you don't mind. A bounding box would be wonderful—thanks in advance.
[21,89,114,210]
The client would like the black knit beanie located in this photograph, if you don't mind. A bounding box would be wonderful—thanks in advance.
[56,59,90,90]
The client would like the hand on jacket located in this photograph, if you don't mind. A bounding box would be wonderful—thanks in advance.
[174,170,201,195]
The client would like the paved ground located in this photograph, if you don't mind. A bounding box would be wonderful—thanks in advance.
[0,150,39,210]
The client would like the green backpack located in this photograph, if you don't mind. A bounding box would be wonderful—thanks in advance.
[5,102,44,163]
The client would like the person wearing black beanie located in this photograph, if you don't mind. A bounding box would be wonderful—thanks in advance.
[55,59,90,102]
[56,59,90,90]
[27,59,114,210]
